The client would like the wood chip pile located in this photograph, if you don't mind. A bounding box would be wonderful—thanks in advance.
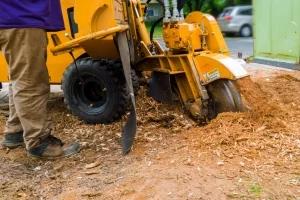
[187,75,300,173]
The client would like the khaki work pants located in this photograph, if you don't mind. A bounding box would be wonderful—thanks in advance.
[0,28,51,150]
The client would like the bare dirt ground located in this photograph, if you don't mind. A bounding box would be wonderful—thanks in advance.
[0,66,300,200]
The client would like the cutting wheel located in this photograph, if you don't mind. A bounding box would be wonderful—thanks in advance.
[206,79,248,119]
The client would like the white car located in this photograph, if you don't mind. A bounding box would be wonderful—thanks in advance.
[217,5,253,37]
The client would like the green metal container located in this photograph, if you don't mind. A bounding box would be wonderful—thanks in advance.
[253,0,300,69]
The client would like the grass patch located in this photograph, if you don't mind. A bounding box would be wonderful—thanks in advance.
[248,180,262,197]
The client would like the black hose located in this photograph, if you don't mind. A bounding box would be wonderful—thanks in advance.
[177,0,186,11]
[144,0,152,15]
[157,0,164,7]
[150,17,163,41]
[145,0,163,41]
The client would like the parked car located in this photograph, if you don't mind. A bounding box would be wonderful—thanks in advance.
[217,5,253,37]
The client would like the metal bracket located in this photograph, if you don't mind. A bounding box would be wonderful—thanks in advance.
[147,71,173,104]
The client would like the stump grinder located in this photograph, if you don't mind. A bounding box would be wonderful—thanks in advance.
[0,0,250,154]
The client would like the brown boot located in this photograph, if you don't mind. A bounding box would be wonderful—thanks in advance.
[27,135,80,159]
[0,131,24,149]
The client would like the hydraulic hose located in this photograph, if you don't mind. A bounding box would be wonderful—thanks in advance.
[150,17,163,41]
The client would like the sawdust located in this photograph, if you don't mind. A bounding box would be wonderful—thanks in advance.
[187,74,300,173]
[0,71,300,199]
[236,76,278,116]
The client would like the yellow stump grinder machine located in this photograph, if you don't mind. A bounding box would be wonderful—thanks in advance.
[0,0,250,154]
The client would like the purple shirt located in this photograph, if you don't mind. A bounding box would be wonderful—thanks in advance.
[0,0,64,31]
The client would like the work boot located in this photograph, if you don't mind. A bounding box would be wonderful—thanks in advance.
[0,131,24,148]
[27,135,80,159]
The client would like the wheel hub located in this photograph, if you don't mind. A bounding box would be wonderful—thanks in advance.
[241,26,251,37]
[73,74,108,113]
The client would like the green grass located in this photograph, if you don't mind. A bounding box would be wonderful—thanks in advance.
[248,180,263,197]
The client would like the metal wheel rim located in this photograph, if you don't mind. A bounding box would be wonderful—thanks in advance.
[71,73,109,114]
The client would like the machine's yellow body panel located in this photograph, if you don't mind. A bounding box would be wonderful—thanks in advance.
[0,54,8,82]
[73,0,120,59]
[194,53,248,84]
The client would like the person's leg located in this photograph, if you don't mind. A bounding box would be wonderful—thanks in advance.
[0,83,24,148]
[0,29,23,148]
[5,84,23,133]
[0,28,79,158]
[1,28,51,149]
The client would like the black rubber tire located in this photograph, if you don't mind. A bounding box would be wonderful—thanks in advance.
[239,25,252,37]
[61,58,130,124]
[206,79,245,119]
[131,69,140,95]
[113,65,140,95]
